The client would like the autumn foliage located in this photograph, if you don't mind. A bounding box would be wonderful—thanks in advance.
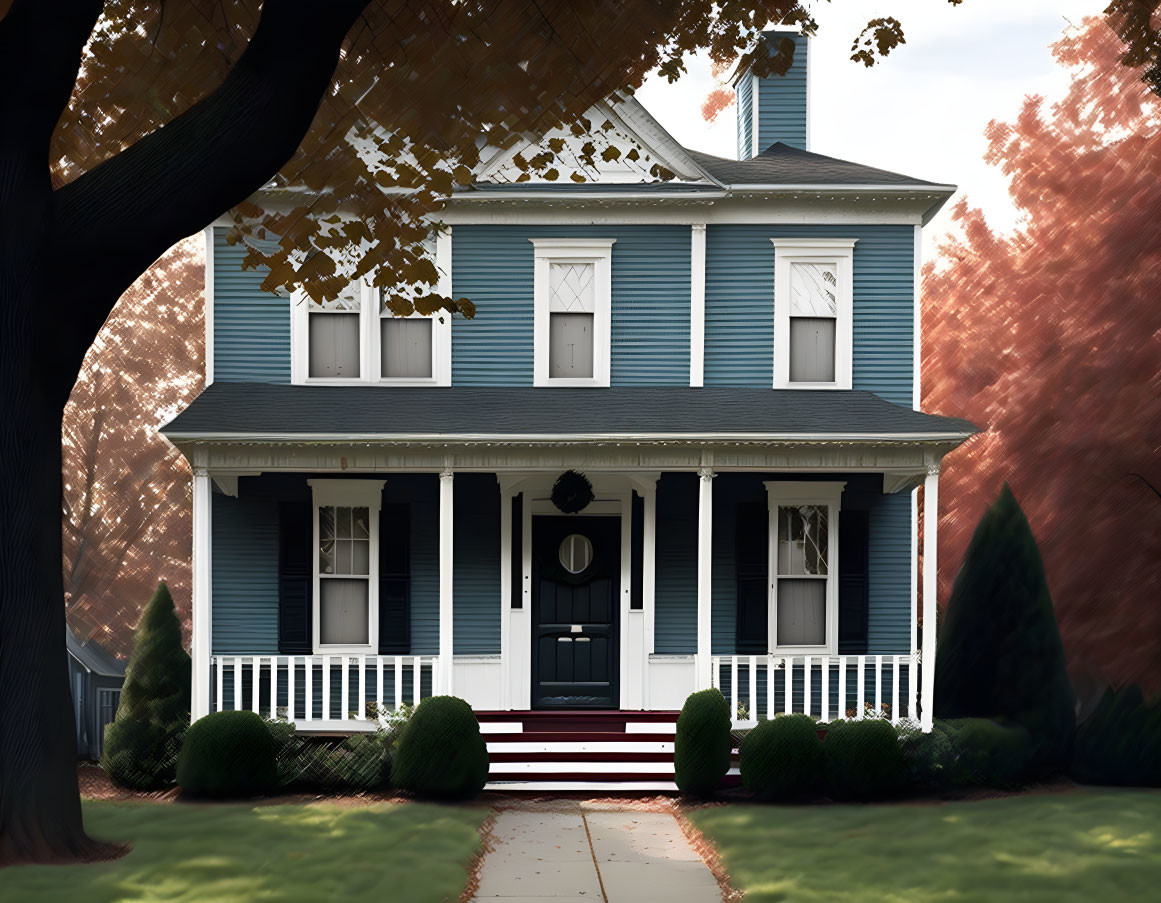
[924,17,1161,693]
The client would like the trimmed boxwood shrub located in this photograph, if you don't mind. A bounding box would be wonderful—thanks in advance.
[950,718,1031,789]
[934,485,1074,777]
[102,582,191,790]
[177,710,278,798]
[393,696,488,800]
[823,719,905,800]
[674,689,731,797]
[740,714,823,801]
[1072,687,1161,787]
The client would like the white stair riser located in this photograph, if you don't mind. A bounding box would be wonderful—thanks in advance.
[488,761,675,774]
[485,781,678,792]
[486,741,673,754]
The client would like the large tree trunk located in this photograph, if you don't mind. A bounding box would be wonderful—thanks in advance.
[0,0,368,864]
[0,214,121,862]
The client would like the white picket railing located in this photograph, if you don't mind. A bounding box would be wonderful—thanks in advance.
[209,654,441,727]
[710,653,918,729]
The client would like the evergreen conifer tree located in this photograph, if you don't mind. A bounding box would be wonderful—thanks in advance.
[102,582,191,789]
[934,484,1074,776]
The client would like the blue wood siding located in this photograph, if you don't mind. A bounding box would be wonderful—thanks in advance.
[210,474,441,655]
[452,225,691,386]
[212,226,290,384]
[453,473,501,654]
[867,490,912,654]
[755,31,809,151]
[211,492,279,654]
[654,473,698,654]
[704,224,915,406]
[385,475,440,655]
[736,72,754,160]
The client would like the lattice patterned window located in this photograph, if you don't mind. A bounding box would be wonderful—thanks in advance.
[788,263,837,383]
[765,481,845,653]
[771,240,857,390]
[318,505,371,647]
[531,238,615,386]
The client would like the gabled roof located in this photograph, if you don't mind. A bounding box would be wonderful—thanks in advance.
[687,142,944,188]
[162,383,978,444]
[67,627,126,678]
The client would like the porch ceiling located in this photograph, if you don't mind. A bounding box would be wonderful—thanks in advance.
[162,383,977,446]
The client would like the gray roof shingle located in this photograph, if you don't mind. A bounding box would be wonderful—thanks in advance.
[687,143,946,187]
[162,383,977,442]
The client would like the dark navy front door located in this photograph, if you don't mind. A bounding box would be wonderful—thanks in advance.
[531,515,619,709]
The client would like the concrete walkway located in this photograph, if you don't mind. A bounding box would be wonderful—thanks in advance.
[471,801,721,902]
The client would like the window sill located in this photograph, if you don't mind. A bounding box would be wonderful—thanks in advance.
[312,645,377,656]
[535,378,610,388]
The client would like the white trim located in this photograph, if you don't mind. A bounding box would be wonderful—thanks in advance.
[921,462,939,731]
[913,223,922,410]
[439,468,455,693]
[764,480,845,656]
[805,35,813,151]
[499,482,513,710]
[910,487,918,655]
[696,466,714,687]
[191,464,213,722]
[641,478,658,704]
[290,285,371,386]
[203,226,215,387]
[750,73,760,158]
[689,224,706,387]
[530,238,615,387]
[772,239,858,390]
[308,479,385,655]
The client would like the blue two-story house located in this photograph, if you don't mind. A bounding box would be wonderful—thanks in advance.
[162,32,975,790]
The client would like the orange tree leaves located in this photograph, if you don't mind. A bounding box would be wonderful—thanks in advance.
[924,16,1161,692]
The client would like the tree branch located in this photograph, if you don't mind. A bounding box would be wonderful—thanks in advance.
[50,0,369,376]
[0,0,103,155]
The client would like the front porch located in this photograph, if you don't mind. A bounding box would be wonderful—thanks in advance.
[189,449,945,732]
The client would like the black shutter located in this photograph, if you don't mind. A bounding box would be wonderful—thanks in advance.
[838,509,870,654]
[630,491,644,610]
[278,500,313,654]
[379,502,411,654]
[735,501,768,654]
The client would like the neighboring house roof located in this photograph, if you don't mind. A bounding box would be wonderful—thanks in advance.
[686,143,944,188]
[162,383,978,443]
[66,627,126,678]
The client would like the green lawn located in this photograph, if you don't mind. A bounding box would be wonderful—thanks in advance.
[690,788,1161,903]
[5,800,487,903]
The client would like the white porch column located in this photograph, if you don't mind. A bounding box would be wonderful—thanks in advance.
[696,466,714,688]
[191,464,213,722]
[920,461,940,731]
[439,467,454,694]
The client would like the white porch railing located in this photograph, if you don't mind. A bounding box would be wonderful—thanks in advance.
[210,654,441,727]
[710,653,918,729]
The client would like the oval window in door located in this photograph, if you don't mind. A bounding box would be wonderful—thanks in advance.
[558,533,594,574]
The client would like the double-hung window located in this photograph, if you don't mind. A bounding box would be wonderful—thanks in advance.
[292,284,451,385]
[764,481,845,654]
[772,239,857,389]
[531,238,614,386]
[309,479,385,654]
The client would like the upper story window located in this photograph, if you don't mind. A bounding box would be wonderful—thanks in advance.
[771,239,857,390]
[531,238,615,387]
[292,287,451,386]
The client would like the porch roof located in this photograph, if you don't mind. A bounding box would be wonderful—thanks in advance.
[162,383,977,445]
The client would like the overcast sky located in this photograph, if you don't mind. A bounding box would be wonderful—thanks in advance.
[637,0,1103,258]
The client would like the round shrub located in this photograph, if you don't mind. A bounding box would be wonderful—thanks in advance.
[177,710,278,799]
[740,714,823,801]
[674,689,731,797]
[1073,687,1161,787]
[823,719,905,800]
[393,696,488,800]
[950,718,1031,789]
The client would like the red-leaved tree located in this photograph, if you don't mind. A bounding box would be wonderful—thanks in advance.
[924,15,1161,695]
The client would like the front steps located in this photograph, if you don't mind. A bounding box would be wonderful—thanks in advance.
[478,710,679,792]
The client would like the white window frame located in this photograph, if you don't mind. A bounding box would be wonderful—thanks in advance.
[308,479,385,654]
[530,238,615,387]
[771,238,857,390]
[291,284,374,386]
[374,304,452,387]
[764,480,845,655]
